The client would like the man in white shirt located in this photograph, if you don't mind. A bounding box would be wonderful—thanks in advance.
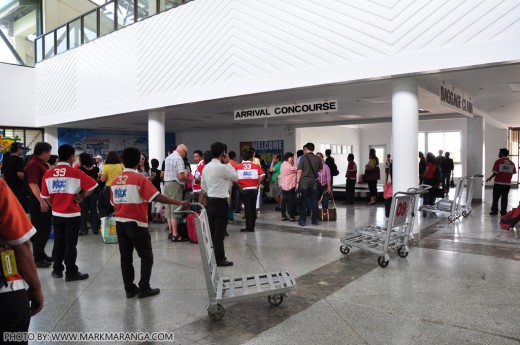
[201,142,238,266]
[163,144,190,242]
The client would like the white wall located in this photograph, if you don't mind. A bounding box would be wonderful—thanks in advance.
[34,0,520,126]
[485,123,508,186]
[295,126,360,183]
[0,64,35,127]
[177,126,296,162]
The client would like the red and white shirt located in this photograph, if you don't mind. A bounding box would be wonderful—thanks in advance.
[235,161,264,190]
[0,179,37,293]
[193,161,205,193]
[493,158,517,185]
[41,162,98,218]
[346,161,357,180]
[111,169,160,227]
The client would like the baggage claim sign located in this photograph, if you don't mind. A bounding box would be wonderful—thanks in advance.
[234,100,338,120]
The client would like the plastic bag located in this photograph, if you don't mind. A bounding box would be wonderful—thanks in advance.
[100,215,118,244]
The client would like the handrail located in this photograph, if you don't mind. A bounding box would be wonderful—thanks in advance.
[35,0,193,63]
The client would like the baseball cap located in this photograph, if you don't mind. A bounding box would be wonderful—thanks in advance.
[94,155,102,159]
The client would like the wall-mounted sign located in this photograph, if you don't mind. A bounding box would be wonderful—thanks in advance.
[234,100,338,120]
[239,140,284,165]
[439,83,473,117]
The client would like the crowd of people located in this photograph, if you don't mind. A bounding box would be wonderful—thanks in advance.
[0,139,516,342]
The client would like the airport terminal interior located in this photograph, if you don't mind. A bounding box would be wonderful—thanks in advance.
[2,0,520,344]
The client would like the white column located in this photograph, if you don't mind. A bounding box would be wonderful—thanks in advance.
[391,78,419,195]
[44,127,58,151]
[148,110,165,163]
[466,115,484,202]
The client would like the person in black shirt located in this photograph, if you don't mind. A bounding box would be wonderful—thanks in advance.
[78,153,100,235]
[441,152,455,194]
[150,158,163,223]
[1,142,28,212]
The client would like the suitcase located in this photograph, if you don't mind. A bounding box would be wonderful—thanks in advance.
[499,206,520,230]
[187,213,199,243]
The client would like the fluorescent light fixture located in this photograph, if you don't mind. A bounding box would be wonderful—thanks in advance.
[339,115,362,118]
[507,82,520,92]
[360,97,391,104]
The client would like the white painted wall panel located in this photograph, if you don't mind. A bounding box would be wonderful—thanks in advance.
[0,64,35,127]
[35,0,520,126]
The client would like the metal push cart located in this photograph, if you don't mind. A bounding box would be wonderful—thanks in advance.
[458,174,484,217]
[419,177,464,222]
[175,204,297,320]
[339,187,426,268]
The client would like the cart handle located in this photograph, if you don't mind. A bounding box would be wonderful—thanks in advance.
[395,185,430,197]
[173,203,205,215]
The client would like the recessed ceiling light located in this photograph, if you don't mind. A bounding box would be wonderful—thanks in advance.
[360,97,391,104]
[339,115,362,118]
[507,82,520,92]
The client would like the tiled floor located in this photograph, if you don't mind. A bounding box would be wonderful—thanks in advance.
[28,188,520,344]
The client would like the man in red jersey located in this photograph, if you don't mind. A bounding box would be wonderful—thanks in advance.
[192,150,204,202]
[111,147,190,299]
[487,148,517,216]
[41,144,98,282]
[234,150,265,232]
[0,180,43,343]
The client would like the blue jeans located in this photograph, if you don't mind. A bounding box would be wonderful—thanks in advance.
[319,185,329,209]
[299,184,319,225]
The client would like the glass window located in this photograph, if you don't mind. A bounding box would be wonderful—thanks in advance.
[44,32,55,59]
[418,132,425,155]
[56,26,67,54]
[421,131,462,177]
[137,0,157,21]
[370,145,385,162]
[83,11,98,43]
[35,37,43,63]
[164,0,185,11]
[69,19,81,49]
[117,0,135,28]
[100,2,116,36]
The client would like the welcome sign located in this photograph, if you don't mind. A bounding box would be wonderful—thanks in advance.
[234,100,338,120]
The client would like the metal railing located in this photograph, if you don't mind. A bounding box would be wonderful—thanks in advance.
[34,0,192,64]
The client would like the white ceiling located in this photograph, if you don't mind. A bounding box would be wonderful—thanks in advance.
[56,62,520,132]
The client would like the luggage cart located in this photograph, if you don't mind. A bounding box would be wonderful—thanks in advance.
[459,174,484,217]
[339,187,426,268]
[175,204,296,321]
[419,177,465,222]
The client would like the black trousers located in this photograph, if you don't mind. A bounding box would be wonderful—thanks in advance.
[367,180,377,197]
[80,192,99,234]
[0,290,31,345]
[116,221,154,292]
[103,187,114,216]
[240,189,258,231]
[345,178,356,203]
[52,216,81,276]
[422,178,436,206]
[299,184,319,225]
[206,198,228,263]
[231,184,241,213]
[491,184,511,214]
[29,197,52,263]
[281,188,296,219]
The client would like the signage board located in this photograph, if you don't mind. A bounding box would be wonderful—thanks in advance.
[234,100,338,121]
[439,83,473,117]
[239,140,283,165]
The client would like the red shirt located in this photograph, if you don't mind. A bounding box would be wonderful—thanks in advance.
[493,158,516,185]
[193,161,205,192]
[346,161,357,180]
[111,169,160,227]
[235,161,264,189]
[41,163,98,218]
[25,155,48,191]
[0,179,37,292]
[424,162,436,179]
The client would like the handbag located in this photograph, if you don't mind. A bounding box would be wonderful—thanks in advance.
[383,183,393,199]
[319,192,337,221]
[450,173,455,188]
[364,166,380,181]
[198,189,208,207]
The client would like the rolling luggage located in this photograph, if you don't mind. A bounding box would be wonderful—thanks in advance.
[187,213,199,243]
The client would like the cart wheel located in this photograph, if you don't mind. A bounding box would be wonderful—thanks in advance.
[448,215,455,222]
[268,294,284,306]
[397,247,409,258]
[377,256,389,268]
[340,245,350,254]
[208,304,225,321]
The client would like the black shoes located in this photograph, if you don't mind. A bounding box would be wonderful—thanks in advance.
[240,228,254,232]
[489,212,498,216]
[126,286,140,298]
[51,270,63,278]
[65,272,89,282]
[44,255,54,263]
[35,261,51,268]
[217,260,234,267]
[78,231,87,236]
[500,211,507,216]
[138,287,160,299]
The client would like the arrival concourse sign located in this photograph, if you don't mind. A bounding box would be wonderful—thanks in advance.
[234,100,338,120]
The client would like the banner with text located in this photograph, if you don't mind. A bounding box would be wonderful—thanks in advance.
[439,83,474,117]
[239,140,284,165]
[235,100,338,120]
